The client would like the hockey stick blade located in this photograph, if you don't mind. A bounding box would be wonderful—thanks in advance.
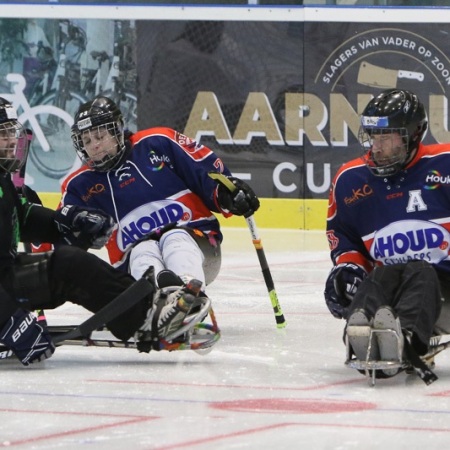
[423,338,450,362]
[208,172,286,328]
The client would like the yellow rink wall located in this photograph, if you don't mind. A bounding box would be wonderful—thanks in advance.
[39,193,328,230]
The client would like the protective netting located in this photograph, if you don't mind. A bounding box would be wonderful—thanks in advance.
[139,20,302,139]
[137,20,305,197]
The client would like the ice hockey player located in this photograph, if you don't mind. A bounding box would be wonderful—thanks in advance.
[324,88,448,384]
[0,97,210,365]
[55,95,259,291]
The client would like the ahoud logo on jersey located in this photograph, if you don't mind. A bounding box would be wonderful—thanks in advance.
[370,219,450,265]
[118,200,191,250]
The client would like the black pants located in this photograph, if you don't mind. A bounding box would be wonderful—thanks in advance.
[348,261,442,352]
[6,246,149,341]
[434,269,450,336]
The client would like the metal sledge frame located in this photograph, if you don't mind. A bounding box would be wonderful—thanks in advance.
[346,328,450,386]
[346,328,409,386]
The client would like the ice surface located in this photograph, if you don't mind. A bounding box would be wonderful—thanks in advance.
[1,229,450,449]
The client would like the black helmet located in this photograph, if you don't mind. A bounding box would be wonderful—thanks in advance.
[0,97,28,174]
[358,89,428,177]
[71,96,125,172]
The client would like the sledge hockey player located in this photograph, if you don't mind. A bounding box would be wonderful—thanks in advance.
[0,97,213,365]
[324,89,449,384]
[53,95,259,292]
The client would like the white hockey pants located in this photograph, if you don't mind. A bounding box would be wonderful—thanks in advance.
[128,229,206,285]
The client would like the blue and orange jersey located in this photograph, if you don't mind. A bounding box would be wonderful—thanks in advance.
[59,127,231,270]
[326,142,450,274]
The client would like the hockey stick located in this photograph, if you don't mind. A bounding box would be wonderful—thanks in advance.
[0,322,220,354]
[209,172,286,329]
[53,275,154,344]
[0,273,155,361]
[0,274,221,359]
[0,305,220,357]
[13,129,35,254]
[423,335,450,362]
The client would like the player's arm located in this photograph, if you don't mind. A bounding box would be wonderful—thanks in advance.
[20,202,115,250]
[323,180,373,319]
[159,131,260,217]
[20,202,64,244]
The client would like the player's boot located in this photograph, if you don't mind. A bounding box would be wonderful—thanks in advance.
[135,277,203,350]
[157,269,206,317]
[346,308,379,361]
[373,306,404,377]
[157,269,184,289]
[158,288,198,337]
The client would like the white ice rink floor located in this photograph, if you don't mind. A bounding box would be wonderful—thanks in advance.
[2,228,450,449]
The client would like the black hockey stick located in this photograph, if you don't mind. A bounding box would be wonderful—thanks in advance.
[46,312,220,352]
[0,327,138,359]
[0,275,221,359]
[209,172,286,329]
[0,321,220,357]
[53,275,154,344]
[0,311,220,356]
[0,274,154,361]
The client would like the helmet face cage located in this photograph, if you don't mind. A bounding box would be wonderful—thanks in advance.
[359,126,409,177]
[71,96,126,172]
[0,120,28,174]
[358,89,428,177]
[72,120,125,172]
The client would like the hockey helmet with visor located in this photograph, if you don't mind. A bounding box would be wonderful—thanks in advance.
[358,89,428,177]
[0,97,28,174]
[71,96,125,172]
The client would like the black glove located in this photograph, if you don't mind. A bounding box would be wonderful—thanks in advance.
[217,176,260,218]
[0,309,55,365]
[54,204,115,249]
[324,263,366,319]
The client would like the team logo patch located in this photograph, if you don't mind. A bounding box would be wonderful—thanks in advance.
[344,184,373,206]
[82,183,105,202]
[424,169,450,190]
[148,150,168,171]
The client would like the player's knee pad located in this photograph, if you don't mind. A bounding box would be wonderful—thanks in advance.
[14,252,53,307]
[179,227,222,286]
[160,229,204,279]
